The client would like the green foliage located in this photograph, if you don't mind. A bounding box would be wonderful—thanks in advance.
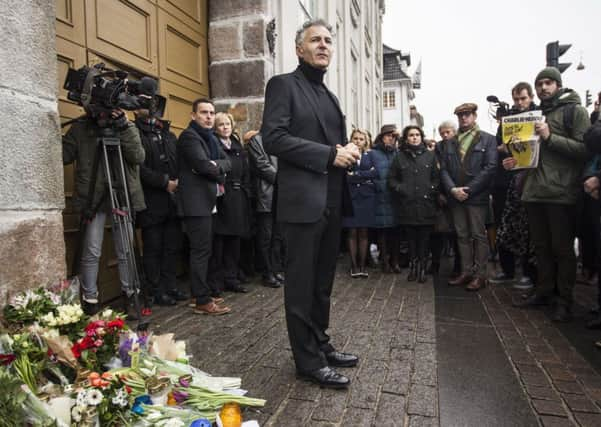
[0,367,27,427]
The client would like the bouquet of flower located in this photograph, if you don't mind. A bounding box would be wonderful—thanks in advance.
[69,371,133,426]
[71,310,127,372]
[40,303,87,341]
[3,287,58,326]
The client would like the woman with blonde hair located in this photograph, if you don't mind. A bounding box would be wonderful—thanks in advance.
[208,112,251,293]
[342,128,378,277]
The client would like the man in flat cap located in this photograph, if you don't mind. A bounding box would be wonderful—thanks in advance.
[440,102,497,291]
[510,67,590,322]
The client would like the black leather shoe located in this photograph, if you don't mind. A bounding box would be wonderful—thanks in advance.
[154,294,177,306]
[262,273,281,288]
[81,299,100,316]
[275,272,285,284]
[167,288,188,301]
[226,284,249,293]
[325,351,359,367]
[513,294,551,308]
[552,305,572,322]
[296,366,350,389]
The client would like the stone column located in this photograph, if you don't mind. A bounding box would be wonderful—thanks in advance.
[0,0,66,300]
[208,0,273,136]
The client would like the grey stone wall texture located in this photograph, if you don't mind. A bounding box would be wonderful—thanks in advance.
[0,0,66,300]
[208,0,271,136]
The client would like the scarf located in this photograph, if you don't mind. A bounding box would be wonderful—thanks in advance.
[457,124,480,160]
[189,120,219,160]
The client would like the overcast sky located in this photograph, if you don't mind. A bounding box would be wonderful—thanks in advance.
[382,0,600,137]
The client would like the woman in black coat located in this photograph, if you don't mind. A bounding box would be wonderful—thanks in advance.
[208,112,251,293]
[388,126,440,283]
[342,129,378,277]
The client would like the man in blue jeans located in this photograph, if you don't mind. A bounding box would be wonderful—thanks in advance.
[63,109,146,316]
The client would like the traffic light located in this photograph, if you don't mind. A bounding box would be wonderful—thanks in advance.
[586,90,592,107]
[546,41,572,73]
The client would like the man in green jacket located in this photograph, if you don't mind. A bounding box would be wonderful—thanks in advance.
[63,110,145,315]
[514,67,591,321]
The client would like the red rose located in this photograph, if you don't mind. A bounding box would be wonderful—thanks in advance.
[107,318,124,329]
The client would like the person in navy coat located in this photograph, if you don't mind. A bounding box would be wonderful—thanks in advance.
[342,129,378,277]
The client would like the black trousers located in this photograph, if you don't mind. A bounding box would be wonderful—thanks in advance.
[493,188,516,278]
[578,194,601,274]
[209,234,241,290]
[183,216,213,305]
[141,217,181,296]
[526,203,577,307]
[406,225,432,260]
[283,207,341,372]
[256,212,287,275]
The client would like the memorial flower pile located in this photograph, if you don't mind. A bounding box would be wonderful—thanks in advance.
[0,282,266,426]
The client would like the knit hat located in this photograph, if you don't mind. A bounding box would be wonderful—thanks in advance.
[535,67,562,87]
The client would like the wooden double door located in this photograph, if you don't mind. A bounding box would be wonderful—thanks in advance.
[56,0,208,301]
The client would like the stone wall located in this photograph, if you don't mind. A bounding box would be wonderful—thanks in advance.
[208,0,272,138]
[0,0,65,300]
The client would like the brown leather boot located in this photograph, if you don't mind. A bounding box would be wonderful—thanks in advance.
[448,272,472,286]
[466,276,487,292]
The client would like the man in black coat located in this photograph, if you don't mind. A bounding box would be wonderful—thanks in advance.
[261,18,360,389]
[135,109,187,306]
[177,98,231,315]
[441,103,498,291]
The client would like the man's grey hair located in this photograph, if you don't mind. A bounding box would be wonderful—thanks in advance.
[295,18,334,47]
[438,120,457,132]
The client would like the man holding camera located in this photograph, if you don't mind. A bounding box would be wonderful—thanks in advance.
[441,103,498,291]
[63,109,146,316]
[135,105,186,307]
[512,67,590,322]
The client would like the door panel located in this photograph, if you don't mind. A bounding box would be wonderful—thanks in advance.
[56,0,86,46]
[85,0,158,75]
[158,0,206,34]
[158,8,207,94]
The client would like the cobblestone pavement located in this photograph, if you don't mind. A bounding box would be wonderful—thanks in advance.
[148,261,601,427]
[481,281,601,427]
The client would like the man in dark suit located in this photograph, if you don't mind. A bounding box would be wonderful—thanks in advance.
[261,18,361,389]
[177,98,232,315]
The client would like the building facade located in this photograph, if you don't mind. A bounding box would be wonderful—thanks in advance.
[382,44,415,129]
[209,0,386,137]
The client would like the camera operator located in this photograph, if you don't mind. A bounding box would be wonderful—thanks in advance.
[63,108,145,316]
[134,102,187,307]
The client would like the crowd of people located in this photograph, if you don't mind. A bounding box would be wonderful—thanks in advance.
[63,17,601,387]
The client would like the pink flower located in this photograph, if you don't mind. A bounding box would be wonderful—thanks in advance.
[94,339,103,347]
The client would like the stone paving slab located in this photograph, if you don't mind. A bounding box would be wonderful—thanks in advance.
[147,259,601,426]
[151,266,438,426]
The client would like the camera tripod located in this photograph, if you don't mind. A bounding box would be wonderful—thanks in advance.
[70,122,149,330]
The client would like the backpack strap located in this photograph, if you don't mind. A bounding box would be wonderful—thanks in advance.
[563,103,576,138]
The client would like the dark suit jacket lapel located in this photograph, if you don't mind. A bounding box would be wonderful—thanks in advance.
[293,69,334,146]
[326,89,347,146]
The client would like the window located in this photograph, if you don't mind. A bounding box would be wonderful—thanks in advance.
[383,90,396,109]
[351,50,359,127]
[299,0,317,21]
